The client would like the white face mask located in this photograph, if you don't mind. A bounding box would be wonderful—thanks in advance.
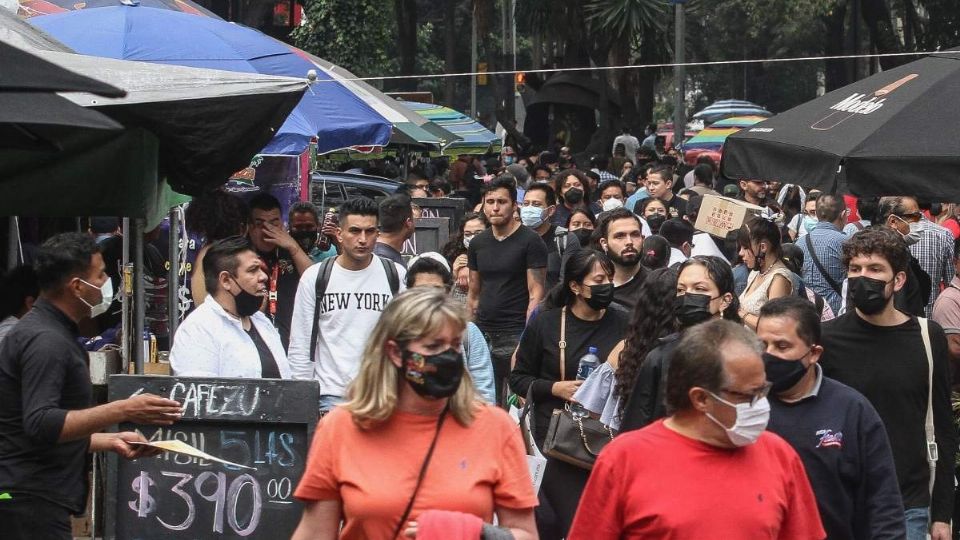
[705,392,770,447]
[602,198,624,212]
[78,278,114,318]
[520,206,547,228]
[463,236,473,249]
[894,216,922,246]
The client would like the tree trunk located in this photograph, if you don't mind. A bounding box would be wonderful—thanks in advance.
[394,0,418,91]
[612,44,638,131]
[823,2,850,91]
[443,0,457,105]
[861,0,904,70]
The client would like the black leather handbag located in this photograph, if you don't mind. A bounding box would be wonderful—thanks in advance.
[540,307,616,470]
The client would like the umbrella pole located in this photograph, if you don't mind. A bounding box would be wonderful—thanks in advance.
[121,218,130,371]
[401,146,409,181]
[7,216,19,270]
[133,218,146,375]
[167,207,180,343]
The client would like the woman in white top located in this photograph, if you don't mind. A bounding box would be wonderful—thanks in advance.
[737,217,793,330]
[171,237,290,379]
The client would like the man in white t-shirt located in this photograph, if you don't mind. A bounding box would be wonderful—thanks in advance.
[287,197,405,412]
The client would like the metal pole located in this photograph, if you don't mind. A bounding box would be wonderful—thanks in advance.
[673,1,686,154]
[470,3,478,118]
[167,208,180,343]
[121,218,130,371]
[7,216,19,270]
[133,218,145,375]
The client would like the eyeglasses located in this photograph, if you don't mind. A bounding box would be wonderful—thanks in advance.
[895,211,922,223]
[717,381,772,407]
[463,231,484,238]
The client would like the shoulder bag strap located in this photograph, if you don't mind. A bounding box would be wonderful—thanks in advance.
[559,307,567,381]
[805,232,843,295]
[392,407,449,539]
[309,258,336,363]
[379,256,400,295]
[918,317,939,497]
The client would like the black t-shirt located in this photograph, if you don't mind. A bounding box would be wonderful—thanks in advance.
[661,194,688,219]
[0,299,93,513]
[612,266,649,311]
[820,313,958,522]
[508,305,630,444]
[259,248,301,351]
[468,225,548,331]
[244,323,281,379]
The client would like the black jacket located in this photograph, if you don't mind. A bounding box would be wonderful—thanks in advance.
[618,333,681,433]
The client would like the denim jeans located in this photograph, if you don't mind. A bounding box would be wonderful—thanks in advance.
[903,506,929,540]
[318,394,344,416]
[481,329,522,407]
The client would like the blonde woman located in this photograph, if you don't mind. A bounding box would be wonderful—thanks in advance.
[292,288,537,540]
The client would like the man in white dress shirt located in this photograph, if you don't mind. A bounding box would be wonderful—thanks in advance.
[171,236,290,379]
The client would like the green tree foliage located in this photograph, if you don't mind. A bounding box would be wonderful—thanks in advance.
[292,0,396,77]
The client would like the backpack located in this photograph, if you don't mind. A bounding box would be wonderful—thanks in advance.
[554,226,570,255]
[308,256,400,362]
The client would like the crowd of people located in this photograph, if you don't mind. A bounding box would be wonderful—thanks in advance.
[3,131,960,539]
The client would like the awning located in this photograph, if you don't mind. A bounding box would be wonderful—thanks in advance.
[402,101,502,155]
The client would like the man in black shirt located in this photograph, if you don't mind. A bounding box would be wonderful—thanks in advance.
[374,194,415,267]
[759,296,905,539]
[0,233,184,539]
[596,208,647,310]
[876,196,932,317]
[247,193,314,350]
[520,183,580,290]
[644,164,687,218]
[469,177,548,405]
[820,227,957,540]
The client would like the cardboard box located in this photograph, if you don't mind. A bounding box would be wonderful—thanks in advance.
[694,193,766,237]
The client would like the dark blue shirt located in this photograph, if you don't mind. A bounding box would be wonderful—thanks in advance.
[0,299,92,513]
[768,372,905,539]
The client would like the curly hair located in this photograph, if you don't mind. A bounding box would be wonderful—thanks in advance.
[185,190,249,241]
[841,225,908,274]
[554,169,592,204]
[614,267,679,419]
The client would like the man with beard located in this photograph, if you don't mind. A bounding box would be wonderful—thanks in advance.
[820,227,956,540]
[520,183,581,291]
[597,208,647,310]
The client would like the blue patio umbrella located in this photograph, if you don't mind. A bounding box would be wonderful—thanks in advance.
[31,6,392,155]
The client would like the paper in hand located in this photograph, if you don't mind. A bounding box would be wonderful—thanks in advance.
[129,440,257,470]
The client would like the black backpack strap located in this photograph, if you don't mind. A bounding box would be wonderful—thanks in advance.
[379,256,400,295]
[805,233,843,296]
[308,258,336,363]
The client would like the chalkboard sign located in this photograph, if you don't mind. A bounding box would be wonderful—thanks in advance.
[412,197,466,235]
[402,217,451,257]
[105,375,320,540]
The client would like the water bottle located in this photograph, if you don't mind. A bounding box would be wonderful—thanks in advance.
[576,346,600,381]
[317,207,338,250]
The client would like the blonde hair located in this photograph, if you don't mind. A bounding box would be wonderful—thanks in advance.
[343,287,479,428]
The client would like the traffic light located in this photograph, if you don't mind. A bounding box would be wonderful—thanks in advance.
[515,71,526,91]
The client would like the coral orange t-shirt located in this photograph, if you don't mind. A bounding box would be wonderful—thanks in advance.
[295,404,538,539]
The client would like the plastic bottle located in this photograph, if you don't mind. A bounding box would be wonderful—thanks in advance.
[317,207,338,250]
[576,346,600,381]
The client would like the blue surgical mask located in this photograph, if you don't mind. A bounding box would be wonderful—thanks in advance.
[802,215,818,233]
[520,206,547,228]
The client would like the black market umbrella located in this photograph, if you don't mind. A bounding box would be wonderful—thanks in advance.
[720,49,960,200]
[0,91,123,150]
[0,39,124,96]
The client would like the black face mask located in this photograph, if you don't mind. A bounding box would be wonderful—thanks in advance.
[573,228,593,246]
[849,276,892,315]
[229,276,263,317]
[291,230,319,253]
[400,348,465,399]
[675,292,717,328]
[646,213,666,235]
[564,188,584,204]
[763,351,810,393]
[584,283,614,311]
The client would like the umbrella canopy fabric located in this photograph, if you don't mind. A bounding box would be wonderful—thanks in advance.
[693,99,772,123]
[0,40,124,96]
[0,91,123,150]
[402,101,501,155]
[31,5,392,155]
[721,49,960,200]
[683,115,766,152]
[30,49,307,194]
[19,0,217,17]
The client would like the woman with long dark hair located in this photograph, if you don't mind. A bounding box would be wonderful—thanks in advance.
[640,235,671,269]
[551,169,592,227]
[573,267,678,430]
[737,217,793,329]
[509,249,629,540]
[441,212,489,304]
[619,255,741,432]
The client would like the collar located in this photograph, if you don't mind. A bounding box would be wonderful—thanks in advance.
[950,275,960,291]
[34,297,80,335]
[206,294,247,328]
[780,364,823,404]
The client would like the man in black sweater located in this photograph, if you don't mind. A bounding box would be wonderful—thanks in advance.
[820,227,957,540]
[759,296,905,539]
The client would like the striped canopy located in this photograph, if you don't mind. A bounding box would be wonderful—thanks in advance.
[402,101,502,155]
[683,115,768,152]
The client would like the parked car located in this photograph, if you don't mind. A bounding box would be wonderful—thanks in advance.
[308,170,402,210]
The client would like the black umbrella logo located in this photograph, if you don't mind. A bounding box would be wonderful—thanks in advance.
[811,74,918,130]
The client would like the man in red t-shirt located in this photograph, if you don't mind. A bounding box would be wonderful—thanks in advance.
[569,320,825,540]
